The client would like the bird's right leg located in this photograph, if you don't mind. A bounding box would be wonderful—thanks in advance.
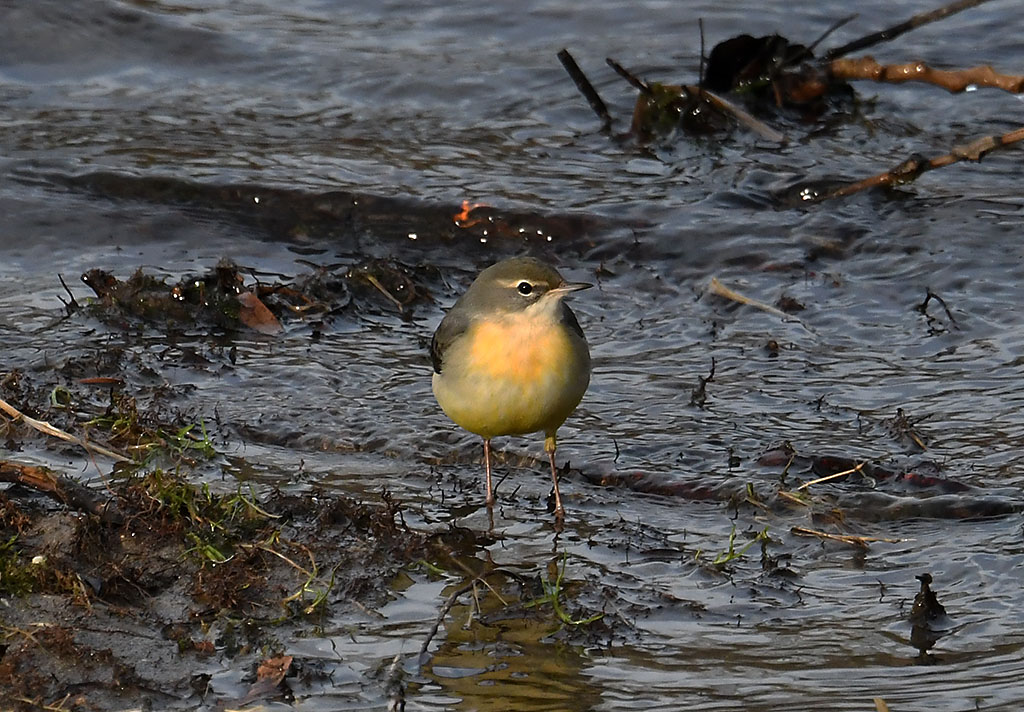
[484,438,494,506]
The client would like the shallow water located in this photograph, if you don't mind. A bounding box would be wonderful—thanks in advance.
[3,0,1024,709]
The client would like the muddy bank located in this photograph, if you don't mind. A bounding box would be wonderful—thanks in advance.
[0,462,434,709]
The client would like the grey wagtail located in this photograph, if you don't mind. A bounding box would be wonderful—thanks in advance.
[431,256,592,517]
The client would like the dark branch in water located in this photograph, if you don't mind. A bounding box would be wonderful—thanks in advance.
[690,358,716,408]
[917,289,958,325]
[807,14,858,56]
[57,273,80,316]
[605,58,652,95]
[698,18,706,88]
[815,125,1024,201]
[557,49,612,131]
[824,0,994,61]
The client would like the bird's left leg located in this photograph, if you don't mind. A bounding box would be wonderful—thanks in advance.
[544,432,564,517]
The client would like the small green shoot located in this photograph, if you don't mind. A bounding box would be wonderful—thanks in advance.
[414,559,449,577]
[185,533,230,564]
[168,421,216,459]
[524,553,603,627]
[49,386,73,409]
[713,525,769,566]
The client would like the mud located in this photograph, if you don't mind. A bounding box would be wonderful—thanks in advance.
[0,449,439,710]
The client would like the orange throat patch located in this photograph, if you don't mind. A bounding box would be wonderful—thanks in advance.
[466,314,568,385]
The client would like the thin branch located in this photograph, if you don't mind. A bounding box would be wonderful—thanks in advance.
[796,461,866,490]
[817,125,1024,201]
[830,57,1024,93]
[698,19,706,88]
[683,85,788,143]
[707,277,796,321]
[605,58,652,95]
[557,49,612,131]
[784,14,860,68]
[807,14,859,55]
[917,289,959,329]
[57,274,80,316]
[417,579,477,665]
[824,0,995,61]
[791,526,901,547]
[0,396,129,463]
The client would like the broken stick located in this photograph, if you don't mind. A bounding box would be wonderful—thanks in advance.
[0,461,123,524]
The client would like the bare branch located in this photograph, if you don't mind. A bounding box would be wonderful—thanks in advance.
[830,57,1024,93]
[557,49,612,131]
[606,57,652,95]
[824,0,995,61]
[817,125,1024,201]
[683,85,788,143]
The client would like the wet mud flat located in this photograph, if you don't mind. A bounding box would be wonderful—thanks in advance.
[3,253,1024,711]
[0,260,624,710]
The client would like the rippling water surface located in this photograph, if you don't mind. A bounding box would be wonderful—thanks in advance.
[3,0,1024,709]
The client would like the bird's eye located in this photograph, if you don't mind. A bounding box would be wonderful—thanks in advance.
[517,281,533,295]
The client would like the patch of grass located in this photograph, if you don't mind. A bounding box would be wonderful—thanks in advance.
[85,392,217,465]
[139,472,264,531]
[127,471,273,571]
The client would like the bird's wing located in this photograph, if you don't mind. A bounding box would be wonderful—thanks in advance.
[560,302,586,340]
[430,308,470,374]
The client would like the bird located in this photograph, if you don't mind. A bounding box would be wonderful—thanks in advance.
[431,256,592,517]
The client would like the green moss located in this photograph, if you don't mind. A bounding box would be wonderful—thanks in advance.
[0,535,35,596]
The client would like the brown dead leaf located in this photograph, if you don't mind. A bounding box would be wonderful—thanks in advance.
[237,291,282,335]
[220,654,293,711]
[256,655,293,684]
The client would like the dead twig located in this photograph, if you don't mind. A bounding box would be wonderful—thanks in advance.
[707,277,802,322]
[682,85,788,143]
[830,57,1024,93]
[417,579,478,665]
[817,125,1024,201]
[606,57,786,142]
[381,577,479,710]
[689,358,716,408]
[824,0,995,61]
[56,274,80,316]
[796,461,867,490]
[917,288,959,332]
[791,526,902,547]
[606,57,652,95]
[0,461,124,524]
[385,652,406,712]
[0,395,130,463]
[361,273,404,312]
[776,490,810,507]
[557,49,612,131]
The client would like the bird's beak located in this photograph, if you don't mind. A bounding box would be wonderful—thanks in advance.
[552,280,593,295]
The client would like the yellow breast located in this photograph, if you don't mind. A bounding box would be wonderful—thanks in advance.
[433,312,590,439]
[467,317,566,384]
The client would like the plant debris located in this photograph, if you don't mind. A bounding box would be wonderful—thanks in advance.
[558,0,1024,200]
